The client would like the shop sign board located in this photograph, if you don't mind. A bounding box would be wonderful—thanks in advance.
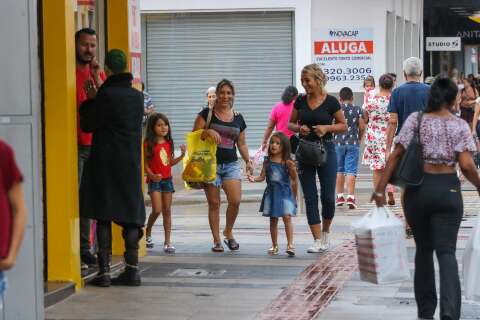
[313,28,374,91]
[128,0,141,86]
[425,37,461,51]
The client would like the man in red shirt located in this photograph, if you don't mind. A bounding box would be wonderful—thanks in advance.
[75,28,106,269]
[0,140,27,298]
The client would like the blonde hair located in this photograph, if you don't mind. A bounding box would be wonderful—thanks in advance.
[302,64,328,94]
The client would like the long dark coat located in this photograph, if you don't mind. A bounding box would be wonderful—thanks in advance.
[79,72,146,227]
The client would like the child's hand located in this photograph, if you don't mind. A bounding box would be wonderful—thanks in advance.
[149,173,162,182]
[247,175,256,183]
[180,144,186,156]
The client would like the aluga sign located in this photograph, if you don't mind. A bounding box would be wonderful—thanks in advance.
[315,41,373,55]
[313,27,374,91]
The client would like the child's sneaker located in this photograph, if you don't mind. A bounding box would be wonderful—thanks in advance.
[336,194,345,207]
[346,196,357,209]
[163,243,175,254]
[146,236,154,249]
[268,245,279,255]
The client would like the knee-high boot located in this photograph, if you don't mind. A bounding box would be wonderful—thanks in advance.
[92,221,112,287]
[112,226,142,286]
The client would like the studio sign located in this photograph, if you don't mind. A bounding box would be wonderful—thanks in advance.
[425,37,461,51]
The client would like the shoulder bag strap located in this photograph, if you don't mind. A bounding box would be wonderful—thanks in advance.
[414,111,424,143]
[205,107,213,129]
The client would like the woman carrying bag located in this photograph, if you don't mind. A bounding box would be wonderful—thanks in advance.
[372,77,480,320]
[192,79,253,252]
[288,64,347,253]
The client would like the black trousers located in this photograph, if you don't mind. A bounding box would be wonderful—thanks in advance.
[96,220,143,267]
[78,145,92,254]
[404,173,463,320]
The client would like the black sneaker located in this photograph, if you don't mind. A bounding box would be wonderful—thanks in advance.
[81,252,97,266]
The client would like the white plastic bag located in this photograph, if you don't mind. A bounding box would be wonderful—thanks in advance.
[251,146,266,169]
[463,216,480,302]
[352,206,410,284]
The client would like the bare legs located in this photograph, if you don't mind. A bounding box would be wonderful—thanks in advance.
[145,191,173,245]
[204,179,241,246]
[269,216,294,248]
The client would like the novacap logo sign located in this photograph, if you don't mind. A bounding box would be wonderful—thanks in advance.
[329,30,360,38]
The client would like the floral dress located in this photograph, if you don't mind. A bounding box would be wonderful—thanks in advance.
[362,94,391,170]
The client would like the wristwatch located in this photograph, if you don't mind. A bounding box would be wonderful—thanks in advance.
[373,192,385,197]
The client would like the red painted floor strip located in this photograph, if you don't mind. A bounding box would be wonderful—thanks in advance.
[256,240,357,320]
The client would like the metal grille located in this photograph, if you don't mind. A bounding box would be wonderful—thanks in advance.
[145,11,294,147]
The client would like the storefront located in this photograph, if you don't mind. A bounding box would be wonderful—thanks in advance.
[424,0,480,77]
[0,1,141,319]
[140,0,423,147]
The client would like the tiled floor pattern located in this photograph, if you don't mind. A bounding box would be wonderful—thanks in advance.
[256,241,357,320]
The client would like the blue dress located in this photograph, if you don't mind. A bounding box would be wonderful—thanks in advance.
[259,159,296,217]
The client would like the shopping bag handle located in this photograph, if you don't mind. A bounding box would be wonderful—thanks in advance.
[368,206,392,219]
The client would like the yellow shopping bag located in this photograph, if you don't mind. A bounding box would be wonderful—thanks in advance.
[182,130,217,189]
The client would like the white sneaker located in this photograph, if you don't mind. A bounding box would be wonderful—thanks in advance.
[320,232,331,251]
[307,239,323,253]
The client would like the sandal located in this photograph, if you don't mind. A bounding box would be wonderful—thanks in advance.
[286,245,295,257]
[211,243,224,252]
[268,245,279,255]
[223,238,240,251]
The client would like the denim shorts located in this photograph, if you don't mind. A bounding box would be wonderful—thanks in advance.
[0,271,6,301]
[212,161,242,187]
[148,177,175,193]
[335,144,360,176]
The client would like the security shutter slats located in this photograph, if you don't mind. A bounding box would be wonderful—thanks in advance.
[146,11,294,147]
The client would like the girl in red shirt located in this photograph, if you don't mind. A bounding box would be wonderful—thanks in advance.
[144,113,185,253]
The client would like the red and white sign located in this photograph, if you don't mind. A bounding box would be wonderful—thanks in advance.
[314,41,374,55]
[314,28,374,91]
[128,0,142,86]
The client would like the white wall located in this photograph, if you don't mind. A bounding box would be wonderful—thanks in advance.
[141,0,424,92]
[140,0,312,89]
[311,0,388,93]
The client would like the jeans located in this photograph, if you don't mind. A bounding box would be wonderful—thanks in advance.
[148,178,175,193]
[297,142,337,225]
[404,173,463,320]
[212,161,242,187]
[78,145,92,254]
[335,144,360,176]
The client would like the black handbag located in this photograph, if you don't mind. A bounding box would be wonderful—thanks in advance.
[389,112,424,188]
[295,138,328,166]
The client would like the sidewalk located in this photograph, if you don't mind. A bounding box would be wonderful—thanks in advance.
[46,174,480,320]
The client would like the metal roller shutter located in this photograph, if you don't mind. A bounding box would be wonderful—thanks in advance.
[145,11,294,147]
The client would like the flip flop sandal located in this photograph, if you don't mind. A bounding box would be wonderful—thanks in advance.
[286,246,296,257]
[211,243,224,252]
[223,238,240,251]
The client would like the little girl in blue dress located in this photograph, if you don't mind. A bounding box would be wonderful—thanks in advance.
[248,132,297,256]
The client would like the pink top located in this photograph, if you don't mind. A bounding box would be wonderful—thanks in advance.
[270,101,295,138]
[394,112,477,166]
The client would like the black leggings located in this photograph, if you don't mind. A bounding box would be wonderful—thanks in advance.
[404,173,463,320]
